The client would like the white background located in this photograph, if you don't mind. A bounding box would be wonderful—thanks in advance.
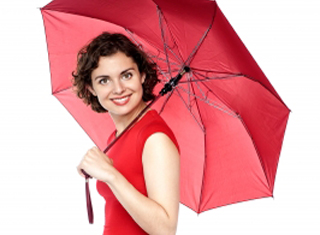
[0,0,319,234]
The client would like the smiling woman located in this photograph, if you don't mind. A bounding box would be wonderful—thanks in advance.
[72,32,180,235]
[72,33,158,114]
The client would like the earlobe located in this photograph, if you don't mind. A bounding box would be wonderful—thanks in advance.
[87,85,97,96]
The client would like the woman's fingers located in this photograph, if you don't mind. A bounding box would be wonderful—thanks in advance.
[77,146,113,179]
[77,164,85,178]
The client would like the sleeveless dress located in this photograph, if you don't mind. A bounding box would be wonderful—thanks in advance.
[96,109,179,234]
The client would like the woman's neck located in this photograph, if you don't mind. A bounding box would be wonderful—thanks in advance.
[110,102,148,136]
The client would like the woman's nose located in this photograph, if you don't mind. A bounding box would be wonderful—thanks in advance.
[112,80,125,94]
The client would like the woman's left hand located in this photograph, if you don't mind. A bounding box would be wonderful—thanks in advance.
[77,147,115,183]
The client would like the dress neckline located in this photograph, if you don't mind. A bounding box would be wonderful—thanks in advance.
[113,109,156,138]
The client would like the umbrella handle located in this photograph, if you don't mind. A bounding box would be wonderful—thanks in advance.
[85,178,94,224]
[81,169,93,224]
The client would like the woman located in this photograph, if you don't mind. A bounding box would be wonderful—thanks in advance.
[73,32,180,235]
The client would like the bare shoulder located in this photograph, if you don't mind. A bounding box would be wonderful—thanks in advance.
[142,132,180,192]
[142,132,180,214]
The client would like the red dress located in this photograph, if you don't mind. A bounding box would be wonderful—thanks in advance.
[96,110,179,234]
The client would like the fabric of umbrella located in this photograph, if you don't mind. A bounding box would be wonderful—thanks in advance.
[41,0,290,221]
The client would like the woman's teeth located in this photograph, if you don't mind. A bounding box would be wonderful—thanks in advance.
[114,96,128,102]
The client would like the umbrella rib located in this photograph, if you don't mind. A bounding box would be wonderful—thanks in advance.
[153,57,180,83]
[162,22,184,65]
[178,76,241,83]
[175,86,238,118]
[187,73,192,110]
[125,29,145,51]
[149,55,181,70]
[52,85,73,95]
[157,7,173,76]
[150,56,181,83]
[195,82,239,118]
[171,71,207,132]
[188,77,208,214]
[186,72,206,132]
[187,70,243,82]
[157,6,185,63]
[240,74,290,109]
[237,116,272,191]
[174,88,205,132]
[192,70,289,112]
[192,68,289,110]
[157,66,171,82]
[157,6,184,71]
[158,90,175,114]
[188,72,208,106]
[191,67,240,75]
[126,29,182,76]
[190,72,240,118]
[184,2,217,66]
[192,74,210,101]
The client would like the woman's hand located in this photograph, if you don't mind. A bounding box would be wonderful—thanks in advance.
[77,147,115,183]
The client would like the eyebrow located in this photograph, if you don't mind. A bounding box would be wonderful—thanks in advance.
[94,67,135,81]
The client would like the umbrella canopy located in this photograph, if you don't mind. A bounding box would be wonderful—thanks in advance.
[41,0,290,213]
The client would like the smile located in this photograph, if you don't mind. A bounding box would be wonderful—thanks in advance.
[111,95,131,106]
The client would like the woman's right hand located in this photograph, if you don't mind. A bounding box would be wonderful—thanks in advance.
[77,146,115,183]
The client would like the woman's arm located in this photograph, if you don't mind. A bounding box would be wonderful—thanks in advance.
[106,132,180,235]
[78,132,180,235]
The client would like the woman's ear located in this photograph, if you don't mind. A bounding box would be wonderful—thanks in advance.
[87,85,97,96]
[141,73,146,84]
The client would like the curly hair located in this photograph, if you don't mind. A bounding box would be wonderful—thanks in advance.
[72,32,159,113]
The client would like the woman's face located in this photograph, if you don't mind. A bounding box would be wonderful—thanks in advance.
[89,51,146,120]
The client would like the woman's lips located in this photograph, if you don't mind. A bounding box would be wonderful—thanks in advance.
[111,95,131,106]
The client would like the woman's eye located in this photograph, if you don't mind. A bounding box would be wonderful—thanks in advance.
[122,73,132,80]
[99,78,109,84]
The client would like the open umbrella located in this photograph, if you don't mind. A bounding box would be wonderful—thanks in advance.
[41,0,290,223]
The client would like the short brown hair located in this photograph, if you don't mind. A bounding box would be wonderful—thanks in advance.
[72,32,159,113]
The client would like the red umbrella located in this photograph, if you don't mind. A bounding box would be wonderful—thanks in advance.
[41,0,290,221]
